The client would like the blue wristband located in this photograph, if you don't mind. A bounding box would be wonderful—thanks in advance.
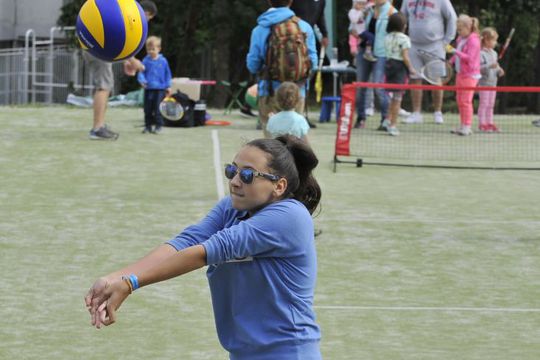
[128,274,139,290]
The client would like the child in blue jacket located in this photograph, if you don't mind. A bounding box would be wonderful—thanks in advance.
[137,36,172,134]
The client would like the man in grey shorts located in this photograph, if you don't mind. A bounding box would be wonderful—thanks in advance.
[401,0,457,125]
[85,52,119,140]
[86,0,158,140]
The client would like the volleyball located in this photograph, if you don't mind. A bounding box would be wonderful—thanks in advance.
[76,0,148,62]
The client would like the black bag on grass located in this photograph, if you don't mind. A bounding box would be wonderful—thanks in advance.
[163,90,195,127]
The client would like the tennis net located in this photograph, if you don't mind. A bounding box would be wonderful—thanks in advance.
[334,82,540,170]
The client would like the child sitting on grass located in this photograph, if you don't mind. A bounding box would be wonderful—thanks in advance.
[266,82,310,142]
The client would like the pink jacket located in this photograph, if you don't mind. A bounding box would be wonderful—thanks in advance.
[450,33,481,78]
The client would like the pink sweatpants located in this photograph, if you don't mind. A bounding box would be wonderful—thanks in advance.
[456,75,478,126]
[478,90,497,126]
[349,34,359,55]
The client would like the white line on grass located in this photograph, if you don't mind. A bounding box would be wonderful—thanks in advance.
[347,218,539,225]
[314,305,540,313]
[212,130,225,200]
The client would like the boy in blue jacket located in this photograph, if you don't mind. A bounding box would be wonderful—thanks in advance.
[137,36,172,134]
[246,0,318,138]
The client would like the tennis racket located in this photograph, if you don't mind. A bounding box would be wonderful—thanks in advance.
[315,47,325,103]
[417,49,454,85]
[159,97,184,121]
[499,28,515,60]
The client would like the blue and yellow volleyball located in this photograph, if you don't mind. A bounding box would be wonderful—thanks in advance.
[76,0,148,62]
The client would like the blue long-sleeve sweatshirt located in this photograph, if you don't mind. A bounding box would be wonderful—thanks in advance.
[137,54,172,90]
[246,7,318,98]
[167,196,321,360]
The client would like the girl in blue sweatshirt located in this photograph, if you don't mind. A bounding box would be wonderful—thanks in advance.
[85,135,323,360]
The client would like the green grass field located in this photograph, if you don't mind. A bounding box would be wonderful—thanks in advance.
[1,106,539,359]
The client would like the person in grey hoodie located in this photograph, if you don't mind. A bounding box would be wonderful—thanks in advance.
[400,0,457,125]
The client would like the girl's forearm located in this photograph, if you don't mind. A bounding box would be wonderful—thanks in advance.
[104,243,178,282]
[402,49,414,72]
[453,49,469,60]
[138,245,207,288]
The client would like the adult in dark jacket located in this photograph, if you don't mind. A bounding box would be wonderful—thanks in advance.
[290,0,329,48]
[289,0,329,129]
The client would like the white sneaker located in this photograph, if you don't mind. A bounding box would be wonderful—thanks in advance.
[366,107,375,116]
[402,112,423,124]
[451,125,472,136]
[398,108,411,117]
[434,111,444,124]
[387,126,400,136]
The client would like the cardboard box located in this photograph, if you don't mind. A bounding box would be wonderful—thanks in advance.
[170,78,201,101]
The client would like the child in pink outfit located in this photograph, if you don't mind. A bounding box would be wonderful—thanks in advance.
[449,15,481,136]
[348,0,374,59]
[478,27,505,133]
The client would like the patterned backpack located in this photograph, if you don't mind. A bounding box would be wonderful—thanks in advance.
[264,16,311,84]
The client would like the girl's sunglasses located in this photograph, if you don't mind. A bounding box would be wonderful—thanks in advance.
[224,164,280,184]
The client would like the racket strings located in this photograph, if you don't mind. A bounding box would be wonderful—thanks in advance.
[421,60,453,85]
[159,98,185,121]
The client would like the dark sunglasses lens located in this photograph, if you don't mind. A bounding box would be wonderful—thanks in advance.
[240,169,254,184]
[224,165,236,180]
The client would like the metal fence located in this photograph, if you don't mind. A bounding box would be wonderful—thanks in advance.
[0,27,123,106]
[0,47,25,105]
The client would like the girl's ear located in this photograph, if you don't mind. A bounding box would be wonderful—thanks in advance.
[273,177,288,198]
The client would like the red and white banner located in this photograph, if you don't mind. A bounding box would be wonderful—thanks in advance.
[335,84,356,157]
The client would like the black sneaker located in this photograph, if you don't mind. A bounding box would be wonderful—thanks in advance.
[142,127,151,134]
[102,124,120,139]
[377,120,391,131]
[354,119,365,129]
[240,106,257,117]
[307,119,317,129]
[89,126,119,140]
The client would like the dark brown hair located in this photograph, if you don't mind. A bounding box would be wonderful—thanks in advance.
[269,0,292,7]
[276,82,300,111]
[387,12,407,33]
[247,135,321,214]
[140,1,157,16]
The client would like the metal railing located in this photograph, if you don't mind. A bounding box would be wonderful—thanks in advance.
[0,26,123,106]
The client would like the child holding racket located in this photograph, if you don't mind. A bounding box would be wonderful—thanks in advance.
[478,27,505,133]
[384,12,416,136]
[448,14,481,136]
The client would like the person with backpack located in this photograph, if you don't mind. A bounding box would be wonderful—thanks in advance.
[247,0,318,138]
